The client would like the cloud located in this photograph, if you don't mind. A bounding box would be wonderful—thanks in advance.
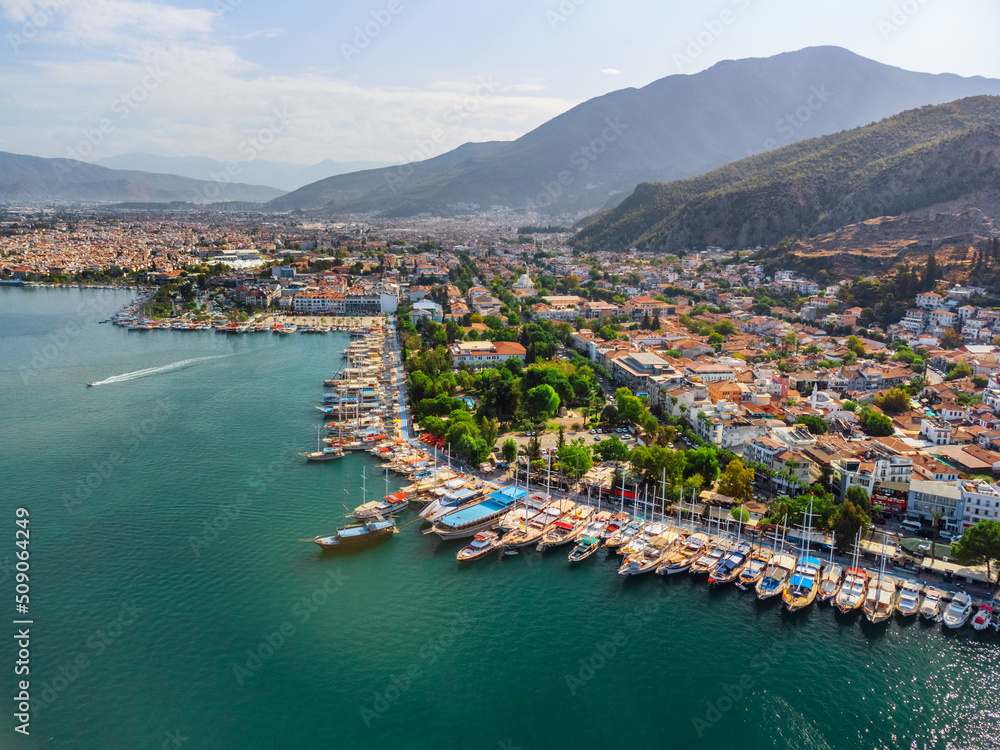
[243,28,285,40]
[0,0,575,163]
[601,68,621,75]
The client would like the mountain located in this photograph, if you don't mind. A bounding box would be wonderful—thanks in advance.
[94,153,389,192]
[0,152,286,204]
[266,141,508,212]
[270,46,1000,217]
[572,96,1000,254]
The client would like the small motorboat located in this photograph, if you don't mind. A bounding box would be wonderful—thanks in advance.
[457,531,501,562]
[943,592,973,628]
[568,536,601,563]
[972,604,993,631]
[920,587,944,620]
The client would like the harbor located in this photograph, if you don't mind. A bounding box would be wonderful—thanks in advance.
[301,320,1000,636]
[7,286,1000,749]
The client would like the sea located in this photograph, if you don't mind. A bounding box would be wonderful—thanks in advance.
[2,286,999,750]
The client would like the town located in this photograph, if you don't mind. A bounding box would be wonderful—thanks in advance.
[4,207,1000,593]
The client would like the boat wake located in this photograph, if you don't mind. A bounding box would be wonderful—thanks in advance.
[88,355,229,386]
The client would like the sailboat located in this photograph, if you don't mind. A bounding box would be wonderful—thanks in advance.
[302,424,345,462]
[817,534,843,603]
[835,530,869,614]
[782,500,822,612]
[863,546,898,624]
[757,516,795,600]
[302,468,397,551]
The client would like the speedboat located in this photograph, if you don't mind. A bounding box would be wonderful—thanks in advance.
[756,553,796,600]
[86,382,96,387]
[457,531,501,562]
[656,532,708,575]
[817,564,843,603]
[895,580,923,617]
[353,491,408,519]
[943,592,973,628]
[972,604,993,631]
[920,587,944,620]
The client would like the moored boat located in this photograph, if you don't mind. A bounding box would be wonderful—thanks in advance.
[895,580,923,617]
[656,532,708,576]
[537,505,593,551]
[737,548,772,589]
[756,553,796,600]
[943,592,973,628]
[430,486,523,540]
[783,556,823,612]
[304,517,396,551]
[863,576,898,624]
[619,529,680,576]
[456,531,501,562]
[817,564,843,603]
[568,536,601,563]
[920,587,945,620]
[708,540,753,585]
[972,604,993,631]
[834,568,869,613]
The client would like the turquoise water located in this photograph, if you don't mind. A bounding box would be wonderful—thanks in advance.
[2,287,1000,750]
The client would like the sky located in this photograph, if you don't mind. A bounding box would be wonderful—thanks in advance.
[1,0,998,167]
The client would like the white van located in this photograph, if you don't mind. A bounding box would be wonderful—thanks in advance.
[900,520,922,533]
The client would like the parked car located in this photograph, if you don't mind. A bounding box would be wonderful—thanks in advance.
[594,436,603,442]
[589,429,596,434]
[939,530,955,542]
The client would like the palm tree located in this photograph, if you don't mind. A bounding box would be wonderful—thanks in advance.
[930,507,946,559]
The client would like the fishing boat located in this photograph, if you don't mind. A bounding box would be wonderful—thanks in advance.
[456,531,502,562]
[895,580,923,617]
[817,564,843,603]
[737,548,772,589]
[972,604,993,631]
[783,557,823,612]
[920,587,944,620]
[537,505,593,551]
[304,517,397,551]
[429,487,523,540]
[568,536,601,563]
[708,540,753,585]
[942,592,973,628]
[656,532,708,575]
[756,552,796,600]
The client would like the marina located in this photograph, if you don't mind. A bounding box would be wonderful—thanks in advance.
[7,287,1000,749]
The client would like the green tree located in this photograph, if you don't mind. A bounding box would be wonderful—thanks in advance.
[873,387,911,414]
[845,335,865,357]
[557,443,592,481]
[684,445,720,484]
[951,520,1000,581]
[830,500,870,551]
[714,319,737,337]
[593,435,630,463]
[525,384,560,420]
[860,410,895,437]
[844,485,871,513]
[501,438,518,464]
[795,415,828,435]
[717,459,755,503]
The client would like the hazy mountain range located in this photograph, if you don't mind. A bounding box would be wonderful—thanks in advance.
[5,47,1000,218]
[94,153,389,192]
[0,152,285,204]
[572,96,1000,253]
[268,46,1000,217]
